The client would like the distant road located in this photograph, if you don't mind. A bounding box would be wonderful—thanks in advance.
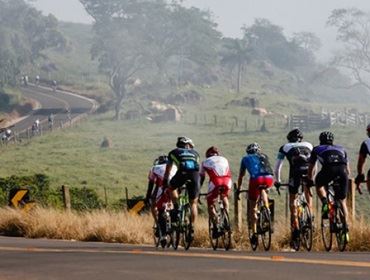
[12,85,96,137]
[0,237,369,280]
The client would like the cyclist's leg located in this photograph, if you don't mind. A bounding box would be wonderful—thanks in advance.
[188,171,201,224]
[334,166,349,228]
[315,170,331,217]
[206,182,218,222]
[248,178,259,234]
[289,174,300,230]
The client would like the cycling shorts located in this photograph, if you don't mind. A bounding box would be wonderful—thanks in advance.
[288,169,308,195]
[315,165,348,200]
[206,179,232,206]
[248,175,274,201]
[170,171,200,200]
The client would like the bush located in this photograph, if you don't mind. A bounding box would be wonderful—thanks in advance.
[69,187,103,211]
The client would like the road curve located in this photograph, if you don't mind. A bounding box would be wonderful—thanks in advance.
[13,85,96,137]
[0,237,368,280]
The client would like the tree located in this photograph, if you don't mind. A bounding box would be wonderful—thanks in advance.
[0,0,66,88]
[220,38,254,93]
[327,8,370,91]
[80,0,220,119]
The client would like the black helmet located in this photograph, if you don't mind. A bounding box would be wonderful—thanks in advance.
[205,146,219,158]
[157,155,168,164]
[287,128,303,142]
[176,136,194,148]
[319,131,334,145]
[246,142,261,154]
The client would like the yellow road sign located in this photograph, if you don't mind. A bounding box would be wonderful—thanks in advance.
[10,189,29,208]
[129,200,145,215]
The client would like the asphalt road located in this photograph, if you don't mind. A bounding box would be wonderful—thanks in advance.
[11,85,96,138]
[0,237,369,280]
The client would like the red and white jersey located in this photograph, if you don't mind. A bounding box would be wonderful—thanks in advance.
[148,163,177,187]
[200,155,232,186]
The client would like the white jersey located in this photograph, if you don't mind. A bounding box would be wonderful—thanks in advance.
[148,163,177,186]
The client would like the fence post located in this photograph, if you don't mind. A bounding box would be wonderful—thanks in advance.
[62,185,71,210]
[347,179,356,221]
[233,184,242,232]
[104,186,108,208]
[125,187,129,210]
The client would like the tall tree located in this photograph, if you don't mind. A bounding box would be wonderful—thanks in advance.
[220,38,254,93]
[327,8,370,90]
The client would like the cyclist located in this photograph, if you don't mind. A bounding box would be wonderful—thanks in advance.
[355,123,370,193]
[145,155,177,225]
[237,143,274,244]
[200,146,232,237]
[307,131,350,236]
[163,136,200,238]
[274,128,313,241]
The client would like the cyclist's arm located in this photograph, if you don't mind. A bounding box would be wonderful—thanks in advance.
[357,153,366,176]
[163,161,173,188]
[237,169,246,190]
[274,158,284,182]
[145,180,155,202]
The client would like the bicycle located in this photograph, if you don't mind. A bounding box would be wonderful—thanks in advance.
[199,186,232,251]
[321,177,348,252]
[238,185,272,251]
[172,182,193,250]
[153,198,175,249]
[278,180,313,252]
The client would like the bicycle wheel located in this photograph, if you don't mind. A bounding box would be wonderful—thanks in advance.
[321,215,332,252]
[182,204,193,250]
[220,209,232,251]
[208,217,218,250]
[335,204,348,252]
[259,206,272,251]
[301,205,313,252]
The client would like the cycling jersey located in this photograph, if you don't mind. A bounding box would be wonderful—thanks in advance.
[310,144,348,200]
[277,141,312,171]
[275,141,313,194]
[168,148,201,200]
[148,164,177,210]
[200,155,232,205]
[309,145,348,167]
[240,153,273,179]
[359,138,370,156]
[168,148,200,172]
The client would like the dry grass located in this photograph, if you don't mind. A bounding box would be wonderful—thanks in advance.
[0,207,369,251]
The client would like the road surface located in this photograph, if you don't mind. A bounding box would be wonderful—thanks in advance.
[0,237,368,280]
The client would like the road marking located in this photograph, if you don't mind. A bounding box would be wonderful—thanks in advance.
[0,246,369,268]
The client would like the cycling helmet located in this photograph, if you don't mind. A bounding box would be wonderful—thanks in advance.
[287,128,303,142]
[246,142,261,154]
[319,131,334,145]
[157,155,168,164]
[176,136,194,148]
[205,146,219,158]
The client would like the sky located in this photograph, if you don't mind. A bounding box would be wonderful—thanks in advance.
[32,0,370,61]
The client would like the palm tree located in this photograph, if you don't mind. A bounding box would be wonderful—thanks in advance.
[220,38,253,93]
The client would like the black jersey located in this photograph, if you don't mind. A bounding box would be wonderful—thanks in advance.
[310,144,348,166]
[277,141,313,169]
[359,138,370,156]
[168,148,200,172]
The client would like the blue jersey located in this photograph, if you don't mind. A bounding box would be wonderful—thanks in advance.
[240,153,273,179]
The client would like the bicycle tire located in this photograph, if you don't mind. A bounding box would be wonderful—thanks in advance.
[260,206,272,251]
[182,204,193,250]
[208,217,219,250]
[220,209,232,251]
[300,204,313,251]
[335,203,348,252]
[321,215,332,252]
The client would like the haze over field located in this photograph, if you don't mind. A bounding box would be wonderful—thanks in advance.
[33,0,370,61]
